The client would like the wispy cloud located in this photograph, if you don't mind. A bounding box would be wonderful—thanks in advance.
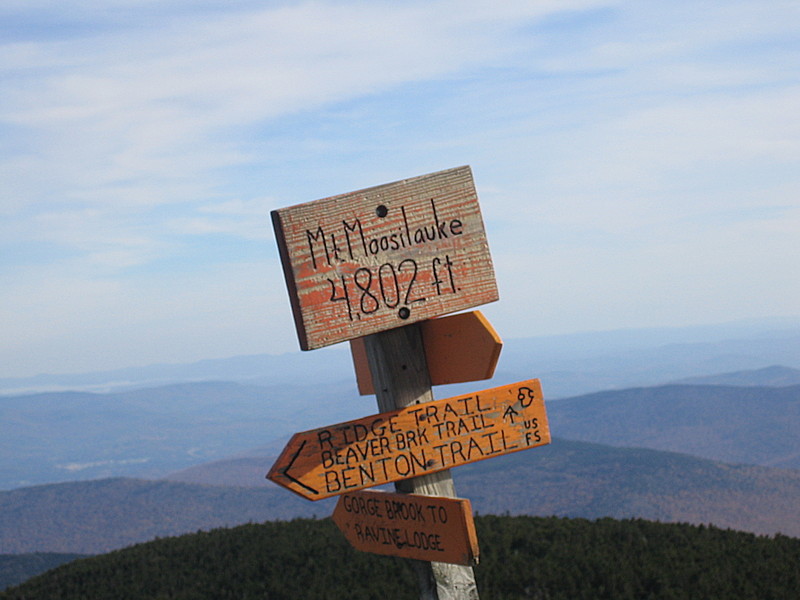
[2,1,612,262]
[1,0,798,375]
[2,1,595,204]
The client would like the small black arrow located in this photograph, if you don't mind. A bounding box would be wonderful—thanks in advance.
[280,439,319,496]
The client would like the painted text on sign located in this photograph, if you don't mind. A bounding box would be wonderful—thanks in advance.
[271,166,498,350]
[333,490,479,565]
[267,379,550,500]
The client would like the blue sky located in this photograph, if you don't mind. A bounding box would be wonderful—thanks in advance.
[1,0,799,377]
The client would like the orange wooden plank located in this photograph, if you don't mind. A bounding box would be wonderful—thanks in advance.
[423,310,502,386]
[350,310,503,395]
[272,166,499,350]
[332,490,479,566]
[267,379,549,500]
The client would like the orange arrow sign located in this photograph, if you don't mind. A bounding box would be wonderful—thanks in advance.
[332,490,479,566]
[267,379,550,500]
[350,310,503,395]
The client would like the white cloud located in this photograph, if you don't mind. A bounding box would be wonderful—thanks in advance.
[481,79,800,238]
[0,257,290,375]
[2,0,609,261]
[1,0,798,376]
[2,0,600,216]
[170,197,277,240]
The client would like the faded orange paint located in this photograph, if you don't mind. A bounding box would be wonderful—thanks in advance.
[350,311,503,395]
[271,166,498,350]
[267,379,549,500]
[333,490,479,566]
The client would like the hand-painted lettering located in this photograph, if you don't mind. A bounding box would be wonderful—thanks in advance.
[269,380,549,500]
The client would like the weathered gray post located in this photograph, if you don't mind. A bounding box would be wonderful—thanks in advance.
[364,324,479,600]
[268,166,512,599]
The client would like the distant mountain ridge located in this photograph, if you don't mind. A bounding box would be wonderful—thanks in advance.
[547,383,800,470]
[169,440,800,542]
[0,350,354,396]
[0,380,373,490]
[3,318,799,397]
[673,365,800,387]
[3,438,800,555]
[3,374,799,491]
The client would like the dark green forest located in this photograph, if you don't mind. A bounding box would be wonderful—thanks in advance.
[3,516,799,599]
[0,554,86,592]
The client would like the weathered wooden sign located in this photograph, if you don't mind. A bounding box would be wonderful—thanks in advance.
[350,310,503,395]
[332,490,479,566]
[271,166,498,350]
[267,379,549,500]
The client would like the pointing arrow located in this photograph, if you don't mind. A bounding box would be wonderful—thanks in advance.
[279,439,319,496]
[350,311,502,395]
[267,379,550,500]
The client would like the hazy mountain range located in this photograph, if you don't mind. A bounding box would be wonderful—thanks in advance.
[1,319,799,591]
[1,375,799,556]
[2,319,799,490]
[2,437,799,557]
[549,383,800,470]
[3,318,799,397]
[2,373,798,491]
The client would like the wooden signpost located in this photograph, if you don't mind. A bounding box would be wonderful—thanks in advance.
[271,166,498,350]
[268,379,549,500]
[332,490,479,566]
[268,166,551,600]
[362,323,479,598]
[350,310,503,395]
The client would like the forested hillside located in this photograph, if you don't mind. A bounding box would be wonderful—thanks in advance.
[0,478,334,554]
[4,439,800,555]
[548,384,800,469]
[174,437,800,537]
[0,554,86,592]
[3,516,799,599]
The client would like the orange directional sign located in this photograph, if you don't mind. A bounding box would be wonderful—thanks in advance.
[333,490,479,566]
[350,310,503,395]
[271,166,498,350]
[267,379,550,500]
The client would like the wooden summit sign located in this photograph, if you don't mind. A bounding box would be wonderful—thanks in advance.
[267,379,550,500]
[271,166,498,350]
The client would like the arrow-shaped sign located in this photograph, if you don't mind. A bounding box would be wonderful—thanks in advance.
[332,490,479,566]
[267,379,550,500]
[350,310,503,395]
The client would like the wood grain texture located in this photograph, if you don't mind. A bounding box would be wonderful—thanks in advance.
[332,490,479,566]
[265,328,548,597]
[350,311,503,395]
[272,166,498,350]
[266,375,550,501]
[364,324,478,600]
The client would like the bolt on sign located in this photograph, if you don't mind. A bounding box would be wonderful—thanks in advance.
[333,490,479,566]
[271,166,498,350]
[267,379,550,501]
